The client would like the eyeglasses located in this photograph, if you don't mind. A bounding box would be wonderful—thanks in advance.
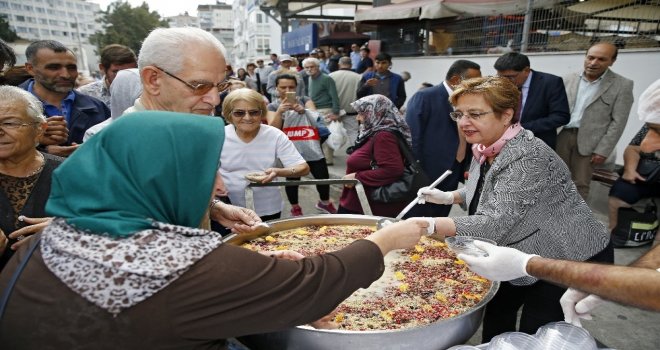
[0,120,40,131]
[232,109,262,118]
[498,71,522,80]
[155,66,229,96]
[449,111,494,122]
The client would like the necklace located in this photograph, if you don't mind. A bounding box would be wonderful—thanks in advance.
[26,152,46,177]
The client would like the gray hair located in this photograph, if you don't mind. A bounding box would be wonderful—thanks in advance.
[339,56,352,67]
[0,85,46,122]
[138,27,227,74]
[302,57,320,68]
[110,68,142,120]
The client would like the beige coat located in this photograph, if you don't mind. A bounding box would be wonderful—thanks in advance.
[563,69,634,157]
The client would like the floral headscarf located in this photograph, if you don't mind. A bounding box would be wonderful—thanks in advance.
[350,94,412,151]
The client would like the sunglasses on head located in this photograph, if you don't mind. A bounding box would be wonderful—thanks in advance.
[155,66,230,96]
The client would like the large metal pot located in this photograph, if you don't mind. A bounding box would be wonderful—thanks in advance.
[233,215,500,350]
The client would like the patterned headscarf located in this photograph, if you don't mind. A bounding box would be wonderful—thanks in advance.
[350,94,412,151]
[46,111,225,237]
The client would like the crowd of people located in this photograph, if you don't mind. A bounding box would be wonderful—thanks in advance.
[0,28,658,349]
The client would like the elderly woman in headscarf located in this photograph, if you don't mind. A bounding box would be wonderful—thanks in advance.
[339,94,412,217]
[83,68,142,141]
[0,86,63,269]
[414,77,612,340]
[0,111,429,349]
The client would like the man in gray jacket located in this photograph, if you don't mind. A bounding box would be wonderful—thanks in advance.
[557,42,634,199]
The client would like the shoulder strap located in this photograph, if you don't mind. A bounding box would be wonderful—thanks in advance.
[0,235,42,321]
[370,130,416,166]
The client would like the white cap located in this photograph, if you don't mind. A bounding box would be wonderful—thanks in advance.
[279,54,293,62]
[638,78,660,124]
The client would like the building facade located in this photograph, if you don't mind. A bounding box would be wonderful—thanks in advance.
[231,0,281,68]
[197,1,234,61]
[0,0,102,74]
[166,12,200,29]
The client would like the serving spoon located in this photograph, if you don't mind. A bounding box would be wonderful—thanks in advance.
[376,170,453,230]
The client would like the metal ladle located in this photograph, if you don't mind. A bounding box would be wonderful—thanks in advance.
[376,170,453,230]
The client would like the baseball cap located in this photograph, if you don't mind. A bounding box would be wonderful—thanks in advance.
[280,54,293,62]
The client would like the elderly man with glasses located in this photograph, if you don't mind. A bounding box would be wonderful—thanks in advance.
[122,27,229,117]
[118,27,261,233]
[301,57,341,165]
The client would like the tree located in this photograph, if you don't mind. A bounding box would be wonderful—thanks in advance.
[89,1,168,55]
[0,17,19,42]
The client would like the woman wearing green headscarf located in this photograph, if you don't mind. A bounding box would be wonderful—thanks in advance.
[0,111,429,349]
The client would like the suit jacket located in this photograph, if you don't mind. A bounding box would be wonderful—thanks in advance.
[454,130,610,285]
[563,69,634,157]
[405,84,457,181]
[520,70,570,149]
[20,79,110,144]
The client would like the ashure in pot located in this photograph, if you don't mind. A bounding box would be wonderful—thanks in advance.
[232,215,499,350]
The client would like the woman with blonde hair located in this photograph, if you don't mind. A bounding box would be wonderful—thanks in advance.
[415,77,612,340]
[220,88,310,221]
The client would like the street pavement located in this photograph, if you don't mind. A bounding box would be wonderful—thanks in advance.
[273,141,659,350]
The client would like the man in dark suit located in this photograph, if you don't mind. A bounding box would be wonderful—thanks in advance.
[405,60,481,217]
[494,52,570,149]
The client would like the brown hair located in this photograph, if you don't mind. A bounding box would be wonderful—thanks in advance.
[221,88,267,124]
[100,44,137,69]
[449,76,521,123]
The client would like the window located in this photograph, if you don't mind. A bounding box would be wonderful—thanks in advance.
[16,27,28,33]
[36,7,45,13]
[0,1,8,9]
[49,19,58,25]
[41,28,49,35]
[39,18,48,24]
[15,15,25,22]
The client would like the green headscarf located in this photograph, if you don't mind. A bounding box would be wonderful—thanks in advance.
[46,111,225,237]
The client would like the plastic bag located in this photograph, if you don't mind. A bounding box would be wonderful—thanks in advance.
[327,121,348,150]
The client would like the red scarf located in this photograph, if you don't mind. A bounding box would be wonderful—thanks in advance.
[472,123,523,164]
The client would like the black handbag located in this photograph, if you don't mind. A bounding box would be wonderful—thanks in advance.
[369,131,430,203]
[611,202,658,248]
[636,158,660,183]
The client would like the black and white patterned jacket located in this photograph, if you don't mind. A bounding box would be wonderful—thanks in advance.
[455,130,610,285]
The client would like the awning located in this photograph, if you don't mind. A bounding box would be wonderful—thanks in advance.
[594,4,660,20]
[355,0,560,22]
[355,0,452,22]
[440,0,559,16]
[566,0,635,15]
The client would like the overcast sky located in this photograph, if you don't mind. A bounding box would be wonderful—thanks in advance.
[88,0,229,17]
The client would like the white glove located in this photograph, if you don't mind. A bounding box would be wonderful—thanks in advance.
[560,288,604,327]
[417,187,453,205]
[457,240,538,281]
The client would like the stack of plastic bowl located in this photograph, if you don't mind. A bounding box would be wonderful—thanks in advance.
[448,322,599,349]
[535,322,598,350]
[488,332,543,350]
[445,236,497,257]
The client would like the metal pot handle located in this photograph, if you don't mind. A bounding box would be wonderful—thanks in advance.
[245,179,373,216]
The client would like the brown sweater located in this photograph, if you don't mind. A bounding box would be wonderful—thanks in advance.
[0,239,384,349]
